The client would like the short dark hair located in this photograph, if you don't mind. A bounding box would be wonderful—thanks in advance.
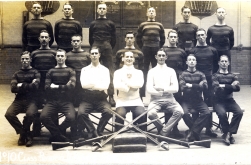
[90,46,100,53]
[168,30,178,37]
[157,48,167,56]
[56,49,66,54]
[196,28,207,35]
[40,30,49,36]
[63,2,73,8]
[21,51,31,57]
[187,54,196,60]
[181,6,190,12]
[71,34,82,40]
[125,31,136,38]
[122,51,134,57]
[219,55,229,61]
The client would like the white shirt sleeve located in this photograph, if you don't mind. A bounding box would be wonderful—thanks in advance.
[113,70,130,92]
[80,67,94,89]
[146,69,161,95]
[164,69,178,93]
[93,67,110,91]
[127,70,144,89]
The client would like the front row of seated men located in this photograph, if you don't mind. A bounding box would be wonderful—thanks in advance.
[5,47,243,147]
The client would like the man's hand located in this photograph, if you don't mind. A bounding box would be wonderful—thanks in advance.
[32,79,37,84]
[231,81,240,86]
[50,83,59,89]
[186,83,192,88]
[219,84,225,88]
[17,83,22,87]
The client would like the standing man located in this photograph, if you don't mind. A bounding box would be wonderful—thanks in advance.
[115,31,145,99]
[55,2,82,52]
[179,54,210,142]
[22,2,54,52]
[206,7,234,65]
[189,28,219,137]
[40,49,76,142]
[146,48,183,137]
[136,7,165,88]
[212,55,243,146]
[78,47,113,138]
[173,6,198,53]
[89,2,116,106]
[164,30,187,138]
[5,51,40,147]
[114,51,146,132]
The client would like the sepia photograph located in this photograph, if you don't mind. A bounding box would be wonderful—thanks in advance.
[0,0,250,164]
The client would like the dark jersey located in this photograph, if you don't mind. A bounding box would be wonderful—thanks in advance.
[89,18,116,48]
[136,21,165,48]
[206,25,234,51]
[212,71,240,100]
[173,22,198,50]
[189,46,219,76]
[22,19,54,49]
[179,70,207,100]
[11,68,40,99]
[164,47,187,75]
[115,48,144,71]
[54,19,82,49]
[45,67,76,101]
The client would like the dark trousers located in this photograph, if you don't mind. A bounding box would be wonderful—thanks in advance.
[93,41,114,96]
[5,99,38,134]
[77,100,113,133]
[214,98,243,134]
[40,100,75,136]
[181,98,210,134]
[203,75,213,107]
[115,106,147,132]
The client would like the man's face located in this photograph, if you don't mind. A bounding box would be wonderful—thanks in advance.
[196,30,207,44]
[63,4,73,17]
[155,51,167,65]
[218,56,229,70]
[90,49,100,62]
[122,52,135,66]
[216,8,226,20]
[168,32,178,45]
[186,55,197,68]
[71,36,82,49]
[31,4,42,16]
[146,8,156,19]
[181,8,191,21]
[38,32,50,46]
[97,4,107,16]
[56,52,66,65]
[21,54,31,69]
[125,34,135,47]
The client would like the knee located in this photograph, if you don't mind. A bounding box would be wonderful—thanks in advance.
[173,109,184,117]
[148,111,158,120]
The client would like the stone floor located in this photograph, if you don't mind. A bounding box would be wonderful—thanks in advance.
[0,84,251,164]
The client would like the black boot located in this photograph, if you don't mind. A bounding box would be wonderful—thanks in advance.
[97,120,108,136]
[18,132,26,146]
[26,131,33,147]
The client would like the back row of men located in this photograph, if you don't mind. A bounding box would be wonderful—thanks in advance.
[5,2,241,147]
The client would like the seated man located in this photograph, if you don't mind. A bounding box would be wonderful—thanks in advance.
[40,49,76,142]
[147,48,184,137]
[78,47,113,137]
[5,51,40,147]
[179,54,210,141]
[114,51,146,132]
[212,55,243,145]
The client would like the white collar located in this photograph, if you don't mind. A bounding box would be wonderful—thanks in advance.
[156,63,167,69]
[122,65,134,70]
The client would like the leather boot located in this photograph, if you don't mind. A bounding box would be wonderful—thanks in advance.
[26,131,33,147]
[97,120,108,136]
[153,119,163,135]
[18,131,26,146]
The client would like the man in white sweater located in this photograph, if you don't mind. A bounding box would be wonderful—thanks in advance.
[147,48,184,137]
[113,51,147,131]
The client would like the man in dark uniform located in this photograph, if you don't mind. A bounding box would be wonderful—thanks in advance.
[115,31,145,99]
[5,51,40,147]
[22,2,54,52]
[212,55,243,146]
[89,2,116,107]
[40,49,76,142]
[55,2,82,52]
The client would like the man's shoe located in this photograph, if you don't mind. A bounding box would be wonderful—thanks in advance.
[205,128,218,137]
[229,135,235,144]
[159,130,170,137]
[50,134,69,143]
[171,128,184,138]
[109,96,116,107]
[193,131,201,141]
[26,133,33,147]
[18,133,26,146]
[90,130,99,139]
[185,130,194,142]
[222,132,230,146]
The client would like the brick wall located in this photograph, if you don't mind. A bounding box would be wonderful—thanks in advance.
[0,47,251,84]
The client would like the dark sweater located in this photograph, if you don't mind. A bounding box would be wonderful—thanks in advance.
[136,21,165,49]
[212,71,240,100]
[179,70,207,100]
[45,67,76,101]
[115,48,144,71]
[188,46,219,76]
[54,19,82,49]
[89,18,116,48]
[22,19,54,49]
[164,47,187,75]
[11,68,40,99]
[173,22,198,50]
[206,25,234,51]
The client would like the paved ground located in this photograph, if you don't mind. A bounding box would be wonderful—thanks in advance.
[0,84,251,165]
